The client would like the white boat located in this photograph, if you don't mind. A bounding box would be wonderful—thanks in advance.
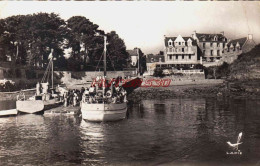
[81,36,127,122]
[81,102,127,122]
[16,100,44,114]
[16,49,62,114]
[0,109,18,117]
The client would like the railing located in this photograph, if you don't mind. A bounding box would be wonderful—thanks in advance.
[176,69,204,74]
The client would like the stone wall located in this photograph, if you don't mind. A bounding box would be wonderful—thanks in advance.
[58,71,137,86]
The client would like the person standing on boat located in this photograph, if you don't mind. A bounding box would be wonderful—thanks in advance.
[64,92,68,107]
[73,91,78,107]
[36,82,41,96]
[111,81,116,97]
[89,85,95,96]
[80,87,85,96]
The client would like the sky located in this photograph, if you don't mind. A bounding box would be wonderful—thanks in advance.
[0,1,260,54]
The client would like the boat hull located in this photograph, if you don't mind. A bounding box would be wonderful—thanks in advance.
[16,100,44,114]
[17,99,62,114]
[43,99,62,110]
[0,109,18,117]
[81,102,127,122]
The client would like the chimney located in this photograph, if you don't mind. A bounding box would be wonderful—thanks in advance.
[228,39,231,43]
[248,34,253,40]
[192,31,196,40]
[220,31,224,36]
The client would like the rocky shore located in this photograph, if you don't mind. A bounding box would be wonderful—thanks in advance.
[128,79,260,102]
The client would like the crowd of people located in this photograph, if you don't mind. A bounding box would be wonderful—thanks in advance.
[61,78,127,107]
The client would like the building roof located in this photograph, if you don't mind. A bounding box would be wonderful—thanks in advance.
[164,36,197,47]
[126,50,138,56]
[146,54,165,63]
[195,33,227,42]
[227,37,247,47]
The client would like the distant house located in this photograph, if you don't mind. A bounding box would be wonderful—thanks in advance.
[146,54,165,75]
[192,31,228,62]
[221,34,256,64]
[226,34,256,53]
[126,48,146,75]
[126,48,139,67]
[164,35,202,66]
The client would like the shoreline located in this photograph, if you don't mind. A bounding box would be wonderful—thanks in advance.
[1,79,260,101]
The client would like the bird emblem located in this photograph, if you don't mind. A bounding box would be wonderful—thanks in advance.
[227,132,243,151]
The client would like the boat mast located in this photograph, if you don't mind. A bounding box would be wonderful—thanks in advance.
[103,36,107,98]
[104,36,107,77]
[137,48,140,76]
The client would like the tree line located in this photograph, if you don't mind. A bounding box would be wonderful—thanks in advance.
[0,13,129,71]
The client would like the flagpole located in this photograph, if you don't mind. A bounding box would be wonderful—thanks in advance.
[52,57,53,89]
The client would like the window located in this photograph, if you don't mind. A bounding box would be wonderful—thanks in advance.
[210,43,213,47]
[182,55,184,59]
[169,48,172,52]
[179,42,181,45]
[168,40,172,46]
[189,55,191,59]
[176,55,178,59]
[217,50,220,56]
[203,43,205,48]
[203,50,206,55]
[217,43,219,47]
[182,48,184,52]
[169,55,172,60]
[211,50,213,56]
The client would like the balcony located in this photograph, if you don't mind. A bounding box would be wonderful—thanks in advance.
[167,49,194,54]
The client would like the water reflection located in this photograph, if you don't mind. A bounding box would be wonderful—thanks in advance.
[0,97,260,165]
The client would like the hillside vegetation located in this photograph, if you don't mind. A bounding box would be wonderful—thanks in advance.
[229,44,260,80]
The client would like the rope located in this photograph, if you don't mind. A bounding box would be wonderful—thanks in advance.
[94,50,104,73]
[46,60,51,83]
[41,60,52,83]
[106,52,116,71]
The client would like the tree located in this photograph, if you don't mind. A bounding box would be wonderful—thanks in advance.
[27,13,67,68]
[66,16,104,70]
[106,31,128,70]
[0,13,67,69]
[0,15,29,66]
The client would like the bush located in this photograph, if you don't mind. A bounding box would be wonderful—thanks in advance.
[216,62,230,79]
[0,79,16,92]
[153,67,164,78]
